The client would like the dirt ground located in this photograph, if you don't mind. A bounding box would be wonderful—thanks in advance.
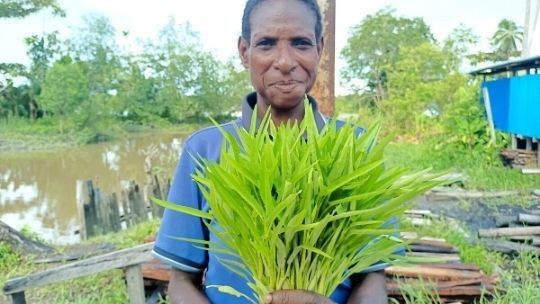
[414,194,540,240]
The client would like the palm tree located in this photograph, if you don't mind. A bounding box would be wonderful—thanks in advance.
[491,19,524,60]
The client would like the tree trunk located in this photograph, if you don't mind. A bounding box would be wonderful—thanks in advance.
[0,221,55,256]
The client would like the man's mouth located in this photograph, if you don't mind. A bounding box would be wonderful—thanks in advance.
[272,80,301,92]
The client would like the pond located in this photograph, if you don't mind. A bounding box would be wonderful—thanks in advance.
[0,132,187,245]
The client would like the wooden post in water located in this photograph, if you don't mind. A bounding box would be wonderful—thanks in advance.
[311,0,336,116]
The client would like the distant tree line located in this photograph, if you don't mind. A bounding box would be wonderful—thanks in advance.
[0,3,525,147]
[339,8,523,154]
[0,2,250,141]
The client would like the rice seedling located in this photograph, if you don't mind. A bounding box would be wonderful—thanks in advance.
[153,97,447,303]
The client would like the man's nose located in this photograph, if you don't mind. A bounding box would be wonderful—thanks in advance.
[273,44,296,73]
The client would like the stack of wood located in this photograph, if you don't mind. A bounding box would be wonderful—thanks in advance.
[478,210,540,255]
[386,232,498,304]
[501,149,538,168]
[140,230,498,303]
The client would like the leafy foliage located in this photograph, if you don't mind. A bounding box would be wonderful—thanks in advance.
[154,100,445,303]
[0,0,64,18]
[491,19,524,60]
[341,8,434,102]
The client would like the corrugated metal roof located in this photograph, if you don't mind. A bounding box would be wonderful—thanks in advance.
[469,55,540,76]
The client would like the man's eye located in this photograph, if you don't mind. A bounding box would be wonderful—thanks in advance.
[255,39,275,49]
[293,39,314,49]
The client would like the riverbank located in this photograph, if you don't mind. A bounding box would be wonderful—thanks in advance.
[0,121,207,153]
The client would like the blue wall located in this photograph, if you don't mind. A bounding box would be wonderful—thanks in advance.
[482,74,540,138]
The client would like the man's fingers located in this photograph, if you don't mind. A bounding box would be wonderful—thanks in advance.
[265,290,333,304]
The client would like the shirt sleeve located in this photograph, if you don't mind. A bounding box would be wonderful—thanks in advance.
[152,143,209,272]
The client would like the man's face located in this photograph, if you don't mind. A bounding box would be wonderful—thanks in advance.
[238,0,323,112]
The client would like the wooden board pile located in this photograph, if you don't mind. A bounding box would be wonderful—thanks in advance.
[141,222,499,303]
[501,148,538,168]
[478,208,540,255]
[387,232,499,304]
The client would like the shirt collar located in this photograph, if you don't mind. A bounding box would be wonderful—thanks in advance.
[240,92,327,132]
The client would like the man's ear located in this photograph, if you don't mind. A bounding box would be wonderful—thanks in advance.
[317,36,324,58]
[238,36,249,68]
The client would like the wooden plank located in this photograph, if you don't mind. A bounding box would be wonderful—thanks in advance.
[522,168,540,174]
[408,252,461,262]
[411,239,457,250]
[526,137,533,150]
[419,263,480,272]
[386,277,497,294]
[142,258,171,282]
[429,190,519,199]
[84,180,98,238]
[124,265,145,304]
[385,265,482,280]
[121,190,131,228]
[96,189,110,235]
[517,213,540,225]
[3,243,153,295]
[76,180,87,240]
[11,291,26,304]
[109,193,121,232]
[512,135,518,149]
[409,244,458,254]
[478,226,540,237]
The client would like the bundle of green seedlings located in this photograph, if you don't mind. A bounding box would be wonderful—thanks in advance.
[154,98,446,303]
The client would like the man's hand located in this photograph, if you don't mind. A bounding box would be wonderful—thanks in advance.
[265,290,335,304]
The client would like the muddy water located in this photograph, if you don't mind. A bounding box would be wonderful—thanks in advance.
[0,132,187,245]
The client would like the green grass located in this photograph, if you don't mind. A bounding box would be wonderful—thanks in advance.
[385,141,540,191]
[0,219,161,304]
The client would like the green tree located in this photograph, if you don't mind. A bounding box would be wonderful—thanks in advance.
[0,0,64,18]
[442,24,479,71]
[491,19,523,60]
[384,43,451,134]
[341,8,434,105]
[38,60,89,132]
[24,31,61,119]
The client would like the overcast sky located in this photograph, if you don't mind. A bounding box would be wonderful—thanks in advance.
[0,0,537,94]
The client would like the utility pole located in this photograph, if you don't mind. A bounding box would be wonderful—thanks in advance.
[522,0,540,57]
[311,0,336,116]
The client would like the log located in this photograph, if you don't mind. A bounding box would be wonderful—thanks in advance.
[510,236,540,246]
[517,213,540,225]
[482,239,540,255]
[494,215,517,228]
[478,226,540,237]
[0,221,55,256]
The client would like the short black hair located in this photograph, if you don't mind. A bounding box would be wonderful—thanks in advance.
[241,0,323,43]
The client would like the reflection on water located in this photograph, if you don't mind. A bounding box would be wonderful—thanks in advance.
[0,132,185,244]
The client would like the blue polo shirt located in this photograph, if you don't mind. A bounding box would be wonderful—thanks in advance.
[153,93,392,303]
